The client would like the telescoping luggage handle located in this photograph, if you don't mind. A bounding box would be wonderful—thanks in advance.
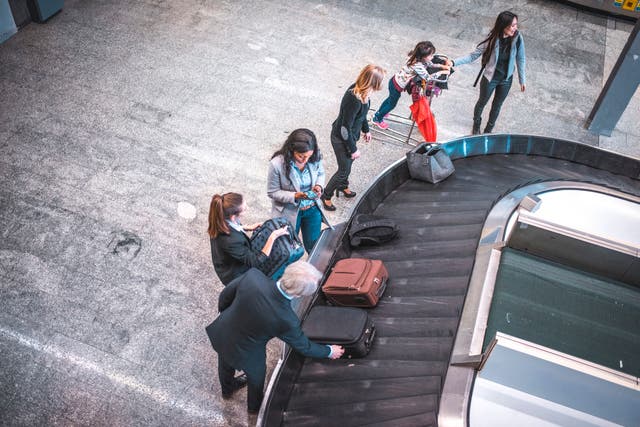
[264,218,301,249]
[364,325,376,348]
[375,276,388,298]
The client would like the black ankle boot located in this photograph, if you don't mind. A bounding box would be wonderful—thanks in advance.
[472,121,481,135]
[483,125,493,134]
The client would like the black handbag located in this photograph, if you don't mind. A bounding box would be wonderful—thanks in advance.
[249,217,304,280]
[406,142,455,183]
[348,214,399,247]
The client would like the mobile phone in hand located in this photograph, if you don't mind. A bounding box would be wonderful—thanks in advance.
[304,190,318,199]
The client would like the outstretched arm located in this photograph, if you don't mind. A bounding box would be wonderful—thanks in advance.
[279,325,333,359]
[452,43,486,67]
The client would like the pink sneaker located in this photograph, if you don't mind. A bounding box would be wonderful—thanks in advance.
[372,118,389,130]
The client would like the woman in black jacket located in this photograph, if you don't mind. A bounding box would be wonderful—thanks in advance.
[321,64,385,211]
[208,192,288,285]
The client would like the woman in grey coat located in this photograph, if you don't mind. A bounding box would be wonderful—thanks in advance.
[267,128,327,253]
[452,10,526,134]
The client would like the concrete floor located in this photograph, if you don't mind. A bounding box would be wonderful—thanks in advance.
[0,0,638,426]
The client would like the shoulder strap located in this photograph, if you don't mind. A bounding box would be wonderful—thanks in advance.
[351,219,397,233]
[473,65,485,88]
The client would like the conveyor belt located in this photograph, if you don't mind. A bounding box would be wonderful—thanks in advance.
[275,153,640,427]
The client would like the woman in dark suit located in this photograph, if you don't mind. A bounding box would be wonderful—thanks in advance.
[208,192,288,286]
[321,64,385,211]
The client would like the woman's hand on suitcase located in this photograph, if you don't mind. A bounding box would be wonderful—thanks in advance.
[270,226,289,240]
[243,222,262,231]
[261,226,289,256]
[328,345,345,359]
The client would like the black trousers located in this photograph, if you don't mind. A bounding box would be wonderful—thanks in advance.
[218,354,265,412]
[323,134,353,199]
[473,76,513,130]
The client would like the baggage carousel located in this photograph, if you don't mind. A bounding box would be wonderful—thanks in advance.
[258,134,640,426]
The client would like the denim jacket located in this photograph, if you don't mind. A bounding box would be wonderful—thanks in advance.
[454,33,526,85]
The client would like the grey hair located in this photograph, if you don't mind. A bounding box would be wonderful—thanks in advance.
[280,261,322,298]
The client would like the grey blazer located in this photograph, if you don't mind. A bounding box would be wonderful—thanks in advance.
[267,154,328,227]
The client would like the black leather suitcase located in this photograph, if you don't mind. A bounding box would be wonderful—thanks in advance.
[301,306,375,358]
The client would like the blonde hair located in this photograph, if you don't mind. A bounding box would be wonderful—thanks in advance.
[352,64,386,103]
[280,261,322,297]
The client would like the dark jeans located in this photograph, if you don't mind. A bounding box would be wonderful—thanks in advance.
[218,354,264,413]
[373,78,402,121]
[473,76,513,130]
[296,205,322,253]
[323,136,353,200]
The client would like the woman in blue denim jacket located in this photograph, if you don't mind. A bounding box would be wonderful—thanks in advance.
[452,10,526,134]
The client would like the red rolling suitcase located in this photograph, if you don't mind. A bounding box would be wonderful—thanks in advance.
[322,258,389,307]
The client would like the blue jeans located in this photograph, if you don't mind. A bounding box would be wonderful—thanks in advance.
[474,76,513,131]
[296,205,322,253]
[374,78,402,121]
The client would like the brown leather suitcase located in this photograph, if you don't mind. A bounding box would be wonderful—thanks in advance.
[322,258,389,307]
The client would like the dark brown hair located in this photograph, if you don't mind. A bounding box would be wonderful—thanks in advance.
[407,41,436,67]
[479,11,518,67]
[207,192,244,238]
[271,128,321,184]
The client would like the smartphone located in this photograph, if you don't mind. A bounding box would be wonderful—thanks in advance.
[304,190,318,199]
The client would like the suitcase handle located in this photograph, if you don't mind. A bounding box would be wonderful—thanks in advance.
[364,325,376,348]
[375,277,388,298]
[264,218,302,246]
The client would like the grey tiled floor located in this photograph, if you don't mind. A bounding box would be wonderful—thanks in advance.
[1,1,638,426]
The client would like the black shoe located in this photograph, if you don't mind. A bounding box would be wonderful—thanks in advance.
[472,122,481,135]
[337,189,357,198]
[222,374,248,399]
[483,127,493,134]
[321,198,337,211]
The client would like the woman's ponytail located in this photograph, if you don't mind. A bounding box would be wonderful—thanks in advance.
[208,193,244,238]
